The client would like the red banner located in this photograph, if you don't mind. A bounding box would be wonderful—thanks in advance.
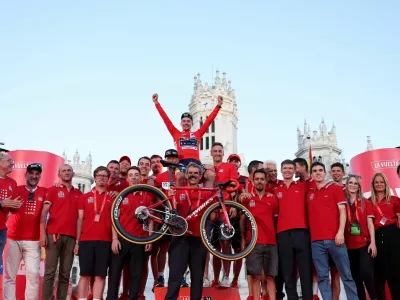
[7,150,65,187]
[350,148,400,198]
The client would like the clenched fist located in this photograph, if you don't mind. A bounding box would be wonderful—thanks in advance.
[217,95,223,106]
[152,93,159,104]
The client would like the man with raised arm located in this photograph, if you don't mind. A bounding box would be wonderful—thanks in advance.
[152,93,222,165]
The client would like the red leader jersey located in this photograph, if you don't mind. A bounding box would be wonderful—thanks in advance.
[215,163,238,200]
[266,179,284,194]
[79,189,114,242]
[175,189,213,237]
[0,176,18,230]
[243,193,278,245]
[307,182,347,242]
[370,196,400,230]
[274,181,308,234]
[344,198,375,250]
[155,102,220,161]
[7,186,46,241]
[45,185,82,238]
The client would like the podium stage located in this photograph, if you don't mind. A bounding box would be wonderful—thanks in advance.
[154,286,241,300]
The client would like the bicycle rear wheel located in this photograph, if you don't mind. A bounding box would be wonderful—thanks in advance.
[199,200,257,260]
[111,184,172,244]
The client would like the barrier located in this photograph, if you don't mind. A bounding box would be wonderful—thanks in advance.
[154,287,241,300]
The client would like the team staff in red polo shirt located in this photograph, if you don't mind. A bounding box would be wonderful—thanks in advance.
[107,166,153,300]
[75,166,113,300]
[153,149,179,288]
[344,175,377,300]
[107,160,129,197]
[274,159,313,300]
[165,163,214,300]
[119,156,132,181]
[3,163,45,300]
[369,172,400,299]
[40,164,82,300]
[307,162,358,300]
[150,154,163,180]
[240,169,279,300]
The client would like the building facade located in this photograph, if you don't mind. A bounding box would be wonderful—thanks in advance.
[63,150,94,193]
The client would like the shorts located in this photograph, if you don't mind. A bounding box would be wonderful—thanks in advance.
[79,240,111,277]
[246,244,278,277]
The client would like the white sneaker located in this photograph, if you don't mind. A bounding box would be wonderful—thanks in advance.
[219,275,230,288]
[203,278,210,287]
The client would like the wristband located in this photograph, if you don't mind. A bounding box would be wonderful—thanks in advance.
[217,105,222,108]
[75,241,79,244]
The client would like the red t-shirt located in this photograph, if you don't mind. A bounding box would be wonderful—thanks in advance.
[266,179,284,194]
[78,189,113,242]
[175,189,213,237]
[154,170,176,195]
[0,176,18,230]
[345,199,374,250]
[274,181,308,233]
[155,103,220,161]
[45,185,82,238]
[243,193,278,245]
[107,179,129,193]
[306,182,347,242]
[119,192,153,237]
[215,163,238,200]
[7,186,46,240]
[370,196,400,229]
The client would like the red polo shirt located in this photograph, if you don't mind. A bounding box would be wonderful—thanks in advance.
[0,176,18,230]
[274,181,308,233]
[45,185,82,238]
[175,189,212,237]
[307,182,347,242]
[107,179,129,193]
[370,196,400,229]
[154,170,176,195]
[79,189,113,242]
[215,163,238,200]
[7,186,46,241]
[345,199,374,250]
[266,179,284,194]
[119,192,153,237]
[243,193,278,245]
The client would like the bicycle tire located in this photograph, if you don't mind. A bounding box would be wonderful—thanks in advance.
[199,200,257,261]
[111,184,172,244]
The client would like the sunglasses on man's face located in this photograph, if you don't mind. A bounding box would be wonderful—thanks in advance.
[28,192,35,203]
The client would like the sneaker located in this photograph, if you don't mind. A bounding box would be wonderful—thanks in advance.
[230,279,238,288]
[261,295,270,300]
[219,275,230,288]
[210,280,219,288]
[156,275,165,287]
[313,295,320,300]
[203,278,210,287]
[181,278,189,287]
[87,294,93,300]
[118,294,129,300]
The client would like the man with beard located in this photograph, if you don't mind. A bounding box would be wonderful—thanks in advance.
[240,169,279,300]
[119,156,132,181]
[3,163,45,300]
[0,152,23,276]
[165,163,215,300]
[150,154,163,180]
[107,160,128,197]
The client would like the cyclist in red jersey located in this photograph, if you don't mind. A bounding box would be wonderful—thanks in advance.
[152,93,223,165]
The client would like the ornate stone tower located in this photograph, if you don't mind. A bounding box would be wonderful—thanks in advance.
[63,150,94,193]
[295,119,350,180]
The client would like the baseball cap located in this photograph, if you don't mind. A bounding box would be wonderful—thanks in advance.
[227,154,241,162]
[119,156,131,165]
[165,149,179,158]
[181,112,193,121]
[27,163,42,173]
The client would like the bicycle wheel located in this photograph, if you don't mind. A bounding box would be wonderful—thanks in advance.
[200,200,257,260]
[111,184,172,244]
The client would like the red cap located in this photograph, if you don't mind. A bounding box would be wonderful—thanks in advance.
[227,154,241,162]
[119,156,131,165]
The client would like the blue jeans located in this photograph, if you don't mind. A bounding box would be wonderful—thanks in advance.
[0,229,7,275]
[311,240,358,300]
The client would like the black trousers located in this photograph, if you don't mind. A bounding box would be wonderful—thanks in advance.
[277,229,313,300]
[165,236,207,300]
[347,245,377,300]
[375,224,400,300]
[106,238,145,300]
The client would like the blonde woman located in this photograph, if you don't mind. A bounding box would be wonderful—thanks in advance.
[370,172,400,300]
[344,175,377,300]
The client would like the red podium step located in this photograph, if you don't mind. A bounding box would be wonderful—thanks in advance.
[154,286,241,300]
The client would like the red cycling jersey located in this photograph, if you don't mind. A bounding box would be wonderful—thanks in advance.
[155,102,220,161]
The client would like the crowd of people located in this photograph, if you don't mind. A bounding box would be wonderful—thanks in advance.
[0,94,399,300]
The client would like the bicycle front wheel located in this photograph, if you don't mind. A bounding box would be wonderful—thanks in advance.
[111,184,172,244]
[199,200,257,261]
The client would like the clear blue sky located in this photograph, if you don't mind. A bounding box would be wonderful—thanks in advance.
[1,1,399,171]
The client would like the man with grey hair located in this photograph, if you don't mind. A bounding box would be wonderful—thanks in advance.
[0,152,23,276]
[40,164,82,300]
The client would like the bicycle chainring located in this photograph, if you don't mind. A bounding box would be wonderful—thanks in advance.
[167,215,188,236]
